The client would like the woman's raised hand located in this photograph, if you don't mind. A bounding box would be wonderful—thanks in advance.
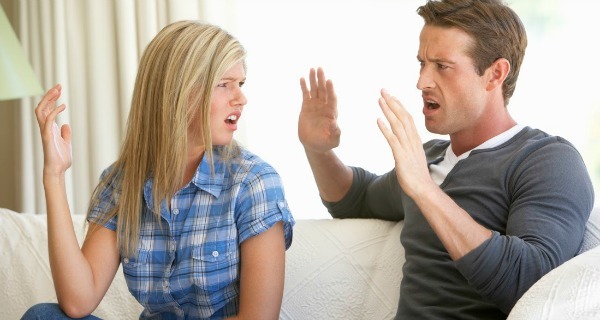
[34,84,72,176]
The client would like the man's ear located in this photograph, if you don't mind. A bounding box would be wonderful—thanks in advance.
[485,58,510,92]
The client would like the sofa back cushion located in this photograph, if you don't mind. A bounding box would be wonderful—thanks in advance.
[281,218,404,320]
[579,206,600,254]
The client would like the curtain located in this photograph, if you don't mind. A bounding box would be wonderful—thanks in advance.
[7,0,236,215]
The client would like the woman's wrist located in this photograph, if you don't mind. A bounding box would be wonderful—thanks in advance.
[43,170,66,186]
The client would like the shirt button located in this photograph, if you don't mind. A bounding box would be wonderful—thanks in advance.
[163,279,169,289]
[123,258,129,264]
[170,242,176,251]
[172,209,179,215]
[212,251,219,258]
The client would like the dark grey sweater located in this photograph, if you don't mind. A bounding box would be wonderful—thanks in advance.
[324,127,594,319]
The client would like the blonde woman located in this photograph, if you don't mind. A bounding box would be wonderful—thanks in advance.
[24,21,294,320]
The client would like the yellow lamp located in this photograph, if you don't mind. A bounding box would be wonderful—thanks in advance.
[0,4,43,100]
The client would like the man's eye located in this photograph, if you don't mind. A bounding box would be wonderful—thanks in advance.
[437,63,448,70]
[239,81,245,88]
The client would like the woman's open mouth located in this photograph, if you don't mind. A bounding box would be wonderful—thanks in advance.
[226,114,238,125]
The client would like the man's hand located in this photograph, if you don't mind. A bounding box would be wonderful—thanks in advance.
[376,89,433,199]
[298,67,341,154]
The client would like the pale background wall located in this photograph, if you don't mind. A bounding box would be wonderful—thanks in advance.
[1,0,598,219]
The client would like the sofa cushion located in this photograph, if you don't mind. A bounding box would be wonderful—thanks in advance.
[0,208,142,320]
[2,206,596,320]
[1,208,403,320]
[281,218,404,320]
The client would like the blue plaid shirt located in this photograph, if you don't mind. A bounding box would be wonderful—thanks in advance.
[88,148,294,319]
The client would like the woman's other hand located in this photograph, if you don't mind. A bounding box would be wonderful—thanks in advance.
[34,84,72,176]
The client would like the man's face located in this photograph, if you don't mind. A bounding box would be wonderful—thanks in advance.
[416,25,490,136]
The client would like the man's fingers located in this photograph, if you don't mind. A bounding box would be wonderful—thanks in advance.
[378,96,411,147]
[326,79,336,105]
[309,68,318,99]
[380,89,408,117]
[302,68,337,111]
[300,77,311,100]
[317,67,327,100]
[376,118,400,152]
[382,90,414,128]
[380,89,426,156]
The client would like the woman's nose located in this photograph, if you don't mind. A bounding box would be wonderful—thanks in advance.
[232,87,247,107]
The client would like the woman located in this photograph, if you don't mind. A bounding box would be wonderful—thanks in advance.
[24,21,294,319]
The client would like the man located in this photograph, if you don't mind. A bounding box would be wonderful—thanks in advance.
[297,0,595,319]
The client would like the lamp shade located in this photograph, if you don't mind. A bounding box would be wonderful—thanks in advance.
[0,5,43,100]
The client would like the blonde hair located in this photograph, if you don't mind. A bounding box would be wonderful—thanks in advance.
[87,21,246,257]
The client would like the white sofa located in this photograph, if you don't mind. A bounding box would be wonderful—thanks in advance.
[1,207,599,320]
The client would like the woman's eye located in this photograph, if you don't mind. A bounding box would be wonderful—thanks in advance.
[217,83,227,88]
[239,81,245,88]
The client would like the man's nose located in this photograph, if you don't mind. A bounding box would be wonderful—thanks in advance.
[416,67,434,91]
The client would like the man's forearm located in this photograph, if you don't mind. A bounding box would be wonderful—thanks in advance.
[304,148,353,202]
[412,182,493,260]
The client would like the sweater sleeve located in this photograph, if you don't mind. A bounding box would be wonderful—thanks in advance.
[455,138,595,314]
[323,166,405,221]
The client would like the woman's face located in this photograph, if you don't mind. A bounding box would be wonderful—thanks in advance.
[209,61,247,146]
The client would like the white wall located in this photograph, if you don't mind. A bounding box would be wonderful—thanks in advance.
[228,0,600,219]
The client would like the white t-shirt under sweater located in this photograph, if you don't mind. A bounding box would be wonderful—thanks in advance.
[430,124,525,185]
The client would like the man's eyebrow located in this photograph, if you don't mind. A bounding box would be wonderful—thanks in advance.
[416,55,456,64]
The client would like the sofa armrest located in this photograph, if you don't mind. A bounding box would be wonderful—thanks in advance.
[508,207,600,319]
[507,244,600,319]
[578,206,600,254]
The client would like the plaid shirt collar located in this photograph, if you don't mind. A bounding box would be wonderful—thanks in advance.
[143,150,226,218]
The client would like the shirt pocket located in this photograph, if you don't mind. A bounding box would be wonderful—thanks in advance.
[122,249,150,268]
[192,239,238,292]
[121,249,151,304]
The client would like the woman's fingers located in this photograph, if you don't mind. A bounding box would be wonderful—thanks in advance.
[61,123,72,145]
[35,84,62,127]
[43,104,66,135]
[34,85,72,171]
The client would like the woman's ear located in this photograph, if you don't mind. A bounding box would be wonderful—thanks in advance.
[485,58,510,92]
